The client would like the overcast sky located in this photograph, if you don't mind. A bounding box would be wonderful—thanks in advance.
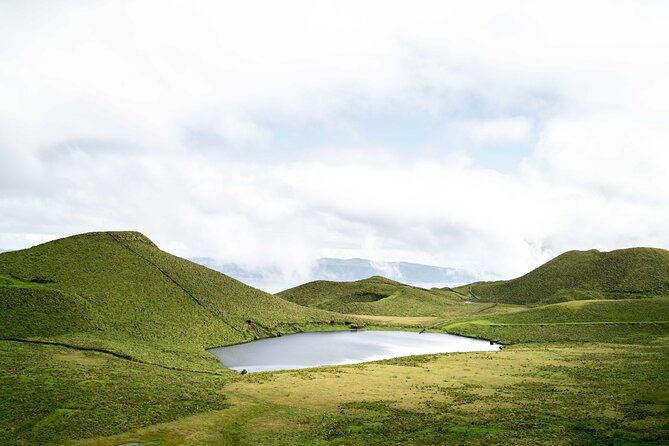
[2,0,669,282]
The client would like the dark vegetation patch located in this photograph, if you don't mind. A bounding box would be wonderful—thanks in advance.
[28,276,55,284]
[317,401,503,445]
[376,353,440,367]
[350,292,389,302]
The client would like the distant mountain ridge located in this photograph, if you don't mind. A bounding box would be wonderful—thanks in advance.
[190,257,476,285]
[314,258,475,283]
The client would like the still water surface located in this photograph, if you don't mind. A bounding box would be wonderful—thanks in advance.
[208,330,500,373]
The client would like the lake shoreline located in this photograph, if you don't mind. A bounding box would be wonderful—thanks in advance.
[208,329,501,373]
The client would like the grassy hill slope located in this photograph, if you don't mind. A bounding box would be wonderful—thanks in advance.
[277,276,464,316]
[482,297,669,325]
[441,297,669,345]
[0,231,341,369]
[455,247,669,304]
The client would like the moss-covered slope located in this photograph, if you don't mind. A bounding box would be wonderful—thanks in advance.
[277,276,464,316]
[0,231,339,368]
[455,247,669,304]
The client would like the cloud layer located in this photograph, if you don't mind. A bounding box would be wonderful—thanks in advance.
[2,0,669,281]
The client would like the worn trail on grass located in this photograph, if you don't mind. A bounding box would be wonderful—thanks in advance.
[1,338,226,375]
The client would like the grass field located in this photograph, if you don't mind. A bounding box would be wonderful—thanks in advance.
[2,297,668,445]
[63,340,669,445]
[1,233,668,445]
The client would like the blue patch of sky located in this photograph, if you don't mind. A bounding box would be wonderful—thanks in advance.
[265,106,540,173]
[468,139,536,173]
[184,128,227,147]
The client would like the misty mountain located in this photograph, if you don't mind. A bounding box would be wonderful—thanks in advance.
[190,257,476,286]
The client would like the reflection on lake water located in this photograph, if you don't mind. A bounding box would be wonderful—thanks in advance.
[208,330,500,373]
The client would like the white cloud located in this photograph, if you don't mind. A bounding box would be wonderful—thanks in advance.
[2,1,669,282]
[457,117,532,144]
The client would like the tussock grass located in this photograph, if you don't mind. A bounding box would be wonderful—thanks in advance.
[0,341,232,445]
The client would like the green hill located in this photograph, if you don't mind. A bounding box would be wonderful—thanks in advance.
[455,247,669,305]
[483,297,669,325]
[277,276,464,316]
[0,231,341,369]
[442,297,669,345]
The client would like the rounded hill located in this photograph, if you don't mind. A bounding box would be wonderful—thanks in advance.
[455,247,669,304]
[277,275,463,316]
[0,231,341,368]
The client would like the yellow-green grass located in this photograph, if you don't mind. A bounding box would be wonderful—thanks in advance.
[346,314,440,327]
[277,276,464,316]
[3,305,668,444]
[71,341,669,445]
[456,247,669,304]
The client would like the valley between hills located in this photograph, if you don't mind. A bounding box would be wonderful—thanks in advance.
[1,231,668,445]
